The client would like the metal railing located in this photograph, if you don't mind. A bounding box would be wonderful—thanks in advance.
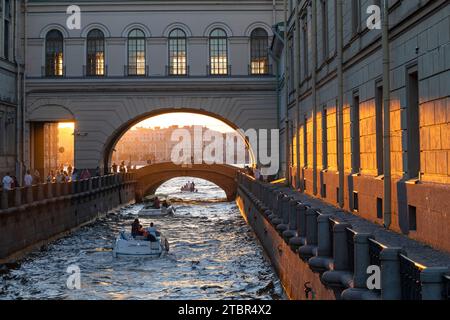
[207,65,231,76]
[41,65,65,78]
[0,173,135,211]
[124,65,149,77]
[444,274,450,300]
[83,65,108,77]
[165,65,190,77]
[248,64,273,76]
[399,254,426,300]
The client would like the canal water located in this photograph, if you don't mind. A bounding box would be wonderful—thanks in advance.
[0,178,284,300]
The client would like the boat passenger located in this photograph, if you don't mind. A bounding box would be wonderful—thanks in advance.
[153,196,160,209]
[131,219,144,237]
[162,200,169,208]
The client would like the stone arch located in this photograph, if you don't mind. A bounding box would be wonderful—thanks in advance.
[80,23,111,38]
[162,22,193,37]
[28,104,75,122]
[203,22,233,37]
[102,108,257,173]
[121,23,152,37]
[134,162,238,201]
[244,22,272,37]
[39,24,69,39]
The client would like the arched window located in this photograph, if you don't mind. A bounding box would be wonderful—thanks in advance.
[45,29,64,77]
[127,29,146,76]
[86,29,105,76]
[209,28,228,75]
[168,28,187,75]
[250,28,269,75]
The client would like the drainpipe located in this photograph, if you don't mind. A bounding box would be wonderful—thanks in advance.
[294,3,301,190]
[268,48,281,179]
[283,0,290,185]
[15,0,24,181]
[311,0,318,195]
[337,0,344,208]
[272,0,276,26]
[382,0,392,228]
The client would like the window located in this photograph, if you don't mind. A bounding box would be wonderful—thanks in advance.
[375,82,384,175]
[45,30,64,77]
[353,191,359,212]
[377,198,383,219]
[351,93,360,173]
[407,67,420,179]
[168,28,187,75]
[250,28,269,75]
[303,115,308,167]
[127,29,146,76]
[209,28,228,75]
[321,0,328,62]
[352,0,361,35]
[408,205,417,231]
[86,29,105,76]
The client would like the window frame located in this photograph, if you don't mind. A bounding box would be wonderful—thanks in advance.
[209,28,228,76]
[250,28,269,75]
[168,28,187,76]
[86,29,105,77]
[127,28,146,76]
[45,29,64,77]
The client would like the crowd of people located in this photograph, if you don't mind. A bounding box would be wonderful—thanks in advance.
[1,165,100,192]
[111,161,136,174]
[181,181,197,192]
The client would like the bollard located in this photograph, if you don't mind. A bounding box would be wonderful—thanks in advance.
[420,267,449,300]
[47,182,53,198]
[332,223,352,271]
[380,247,405,300]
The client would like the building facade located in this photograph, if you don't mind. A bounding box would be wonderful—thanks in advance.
[275,0,450,252]
[0,0,24,179]
[24,0,282,174]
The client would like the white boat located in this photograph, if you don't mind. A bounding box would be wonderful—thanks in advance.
[112,231,169,258]
[138,205,175,217]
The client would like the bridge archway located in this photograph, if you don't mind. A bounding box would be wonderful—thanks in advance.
[103,108,257,173]
[134,162,238,201]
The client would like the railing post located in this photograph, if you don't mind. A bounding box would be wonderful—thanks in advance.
[299,208,319,260]
[26,186,33,203]
[317,215,333,257]
[353,233,373,289]
[380,247,405,300]
[47,183,53,198]
[1,190,8,209]
[332,223,352,271]
[420,267,449,300]
[14,188,22,207]
[37,184,45,201]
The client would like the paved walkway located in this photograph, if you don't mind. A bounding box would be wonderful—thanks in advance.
[277,186,450,268]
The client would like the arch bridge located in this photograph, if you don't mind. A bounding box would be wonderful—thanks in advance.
[134,162,239,201]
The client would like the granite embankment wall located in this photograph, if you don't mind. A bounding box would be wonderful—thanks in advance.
[0,173,136,263]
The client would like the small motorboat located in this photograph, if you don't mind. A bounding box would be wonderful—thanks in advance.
[180,186,198,193]
[112,230,169,258]
[138,205,175,217]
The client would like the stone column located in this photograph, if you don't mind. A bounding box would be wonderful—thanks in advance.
[380,247,405,300]
[420,267,449,300]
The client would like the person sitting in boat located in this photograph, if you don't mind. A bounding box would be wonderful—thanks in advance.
[161,200,169,208]
[145,222,158,242]
[131,219,144,237]
[153,196,161,209]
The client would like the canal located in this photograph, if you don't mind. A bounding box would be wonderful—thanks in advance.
[0,178,284,300]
